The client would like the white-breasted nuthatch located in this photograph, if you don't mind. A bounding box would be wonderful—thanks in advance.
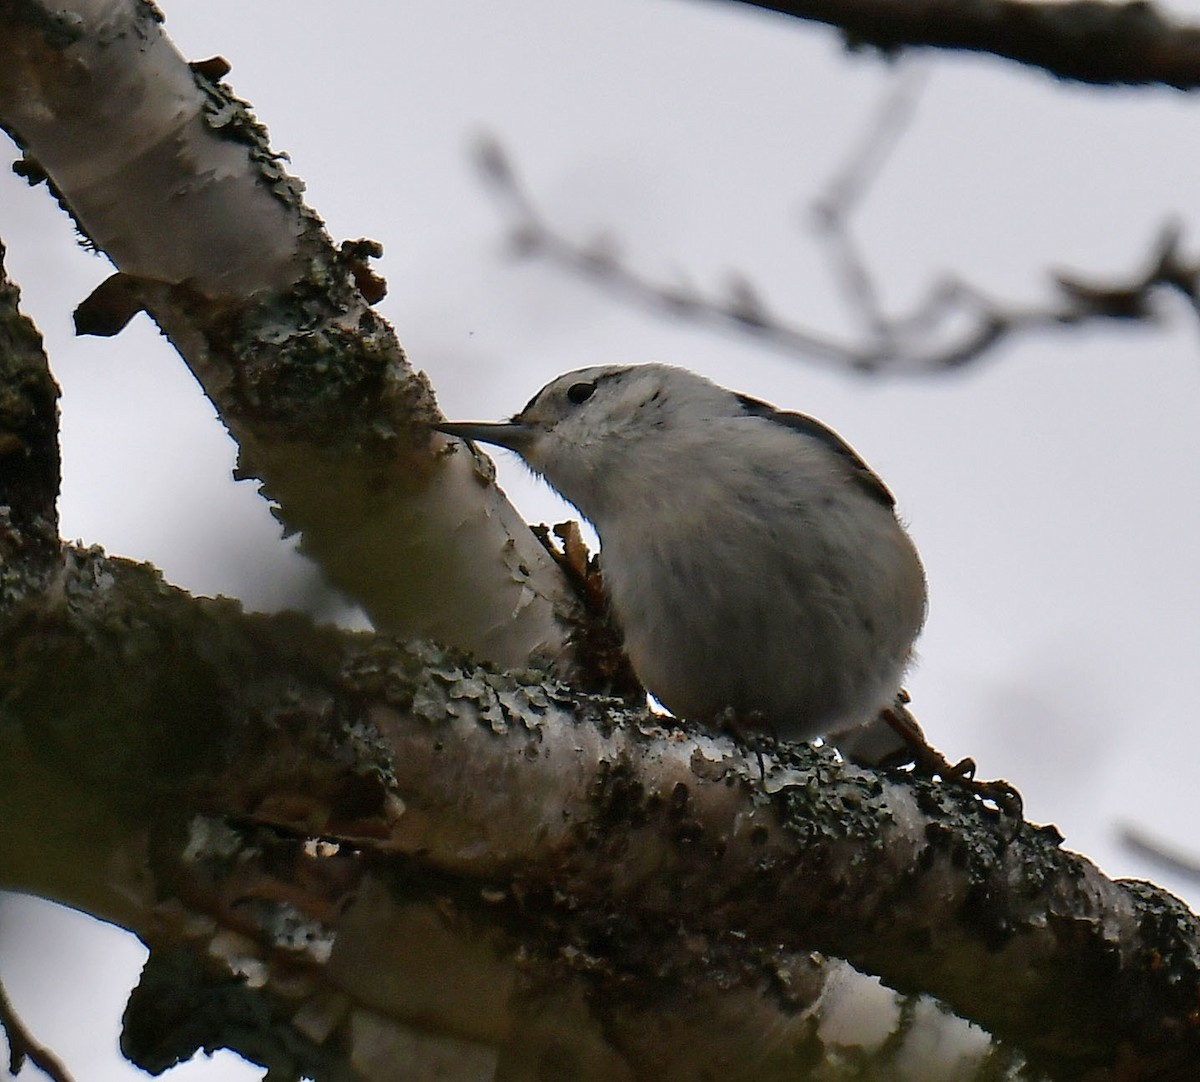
[436,363,926,748]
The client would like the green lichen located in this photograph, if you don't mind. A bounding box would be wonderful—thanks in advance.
[1122,878,1200,1006]
[216,272,414,453]
[5,550,237,795]
[343,636,573,738]
[771,743,892,848]
[0,241,61,536]
[193,77,306,210]
[345,639,511,765]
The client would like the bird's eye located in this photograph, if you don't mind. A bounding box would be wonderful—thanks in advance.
[566,381,597,405]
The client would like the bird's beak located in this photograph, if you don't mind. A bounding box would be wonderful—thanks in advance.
[434,420,536,453]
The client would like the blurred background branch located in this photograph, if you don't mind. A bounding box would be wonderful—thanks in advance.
[720,0,1200,89]
[477,67,1200,376]
[1121,824,1200,882]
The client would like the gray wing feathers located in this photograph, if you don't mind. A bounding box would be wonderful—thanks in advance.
[734,393,896,509]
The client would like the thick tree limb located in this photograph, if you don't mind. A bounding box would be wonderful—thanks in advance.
[2,531,1199,1079]
[0,264,1189,1082]
[0,239,58,549]
[722,0,1200,89]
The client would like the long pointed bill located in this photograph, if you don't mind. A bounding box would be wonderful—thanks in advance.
[434,420,535,453]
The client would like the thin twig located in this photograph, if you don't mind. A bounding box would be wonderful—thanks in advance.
[815,61,930,220]
[475,40,1200,374]
[1120,824,1200,881]
[0,977,76,1082]
[811,61,931,345]
[476,114,1200,375]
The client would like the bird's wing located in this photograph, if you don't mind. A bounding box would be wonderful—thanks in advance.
[735,393,896,509]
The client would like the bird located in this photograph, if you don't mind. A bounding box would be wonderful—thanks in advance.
[435,363,926,749]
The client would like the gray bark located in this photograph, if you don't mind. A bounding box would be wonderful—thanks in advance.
[2,502,1198,1079]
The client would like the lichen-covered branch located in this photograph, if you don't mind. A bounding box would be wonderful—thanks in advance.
[0,523,1196,1079]
[722,0,1200,89]
[0,247,1182,1079]
[0,238,58,554]
[0,0,578,670]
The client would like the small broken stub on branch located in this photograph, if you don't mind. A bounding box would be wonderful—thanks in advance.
[339,238,387,304]
[74,272,147,337]
[532,519,641,702]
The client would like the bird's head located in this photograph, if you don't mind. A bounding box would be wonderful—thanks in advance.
[435,364,725,516]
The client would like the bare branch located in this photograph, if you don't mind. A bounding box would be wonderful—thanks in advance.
[1121,824,1200,881]
[476,114,1200,375]
[720,0,1200,89]
[0,978,76,1082]
[815,61,929,222]
[811,61,930,346]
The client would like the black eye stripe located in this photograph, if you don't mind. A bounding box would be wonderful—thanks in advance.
[567,381,597,405]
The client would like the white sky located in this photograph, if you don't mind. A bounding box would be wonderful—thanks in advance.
[3,1,1200,1077]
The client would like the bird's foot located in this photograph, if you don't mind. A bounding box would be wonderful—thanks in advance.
[880,698,1024,821]
[715,707,774,781]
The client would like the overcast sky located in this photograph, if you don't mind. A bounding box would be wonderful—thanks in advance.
[3,2,1200,1077]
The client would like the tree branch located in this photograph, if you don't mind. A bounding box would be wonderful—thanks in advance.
[0,515,1196,1078]
[1121,824,1200,882]
[0,976,76,1082]
[0,237,58,552]
[721,0,1200,89]
[0,0,580,672]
